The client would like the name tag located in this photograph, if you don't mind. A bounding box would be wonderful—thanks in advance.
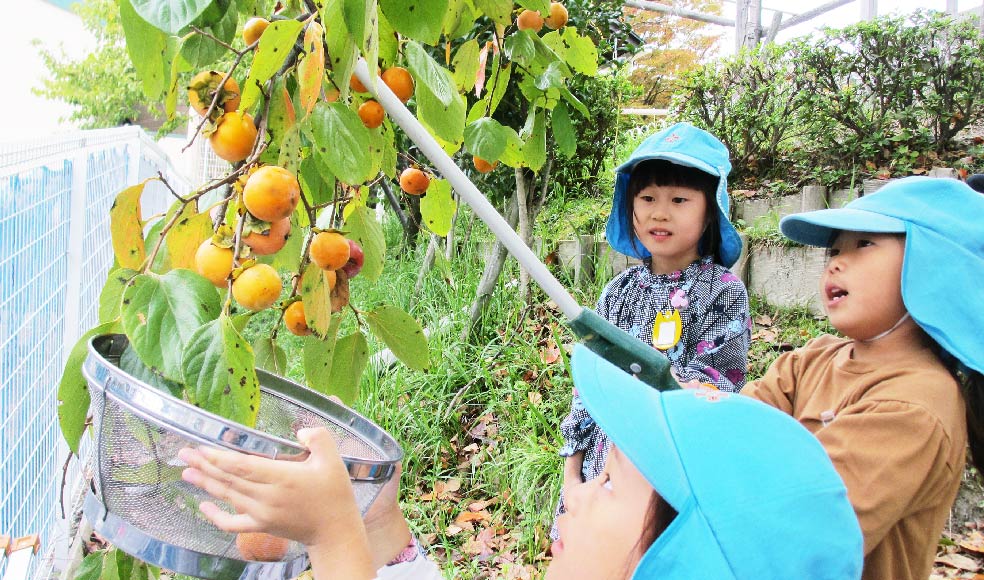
[653,309,682,350]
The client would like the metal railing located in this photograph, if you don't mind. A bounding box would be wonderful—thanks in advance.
[0,126,191,580]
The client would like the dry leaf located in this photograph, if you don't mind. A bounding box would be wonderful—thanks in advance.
[468,498,497,511]
[753,314,773,326]
[936,552,981,572]
[540,339,560,364]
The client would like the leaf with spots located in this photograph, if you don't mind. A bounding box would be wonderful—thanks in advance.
[58,321,121,454]
[365,304,429,370]
[451,39,480,92]
[542,26,598,77]
[165,206,212,270]
[304,102,374,185]
[253,336,287,375]
[182,314,260,427]
[180,2,238,68]
[119,0,170,99]
[369,119,398,179]
[472,0,511,26]
[302,316,342,395]
[300,263,333,337]
[99,267,138,324]
[276,124,304,174]
[300,155,334,207]
[298,21,325,115]
[110,181,148,270]
[343,204,385,282]
[377,10,399,68]
[420,178,456,237]
[323,0,358,99]
[327,330,369,404]
[122,269,222,382]
[379,0,448,45]
[120,345,184,398]
[265,79,297,157]
[240,19,305,112]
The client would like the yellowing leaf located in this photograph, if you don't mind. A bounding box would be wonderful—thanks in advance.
[300,264,333,337]
[110,181,148,270]
[298,21,325,115]
[419,178,456,237]
[165,207,212,270]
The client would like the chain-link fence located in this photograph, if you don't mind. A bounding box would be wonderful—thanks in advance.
[0,126,191,580]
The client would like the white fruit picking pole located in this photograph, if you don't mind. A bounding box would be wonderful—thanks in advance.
[353,59,679,391]
[352,59,583,322]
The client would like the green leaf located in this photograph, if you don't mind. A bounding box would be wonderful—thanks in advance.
[420,178,456,236]
[560,85,589,117]
[323,0,358,99]
[377,10,399,68]
[104,547,134,580]
[365,304,429,370]
[129,0,214,34]
[473,0,511,26]
[110,181,148,270]
[302,316,342,395]
[99,268,139,324]
[542,27,598,77]
[517,0,549,12]
[75,551,105,580]
[486,53,511,115]
[523,109,547,171]
[299,264,333,337]
[371,120,398,178]
[119,0,170,99]
[343,204,386,282]
[120,345,184,397]
[551,101,576,157]
[253,336,287,374]
[443,0,476,39]
[327,331,369,404]
[379,0,448,44]
[265,79,296,158]
[417,87,466,145]
[343,0,368,48]
[144,215,171,272]
[180,5,238,68]
[165,207,212,271]
[452,39,480,93]
[464,117,507,161]
[498,125,526,168]
[304,102,374,185]
[504,30,536,68]
[122,270,222,382]
[534,60,566,91]
[300,155,334,207]
[182,314,260,427]
[267,216,303,271]
[405,41,455,107]
[276,125,304,174]
[240,19,304,112]
[58,321,121,454]
[165,43,192,118]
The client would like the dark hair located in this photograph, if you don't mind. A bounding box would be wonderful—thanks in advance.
[623,159,722,265]
[622,490,677,576]
[936,346,984,474]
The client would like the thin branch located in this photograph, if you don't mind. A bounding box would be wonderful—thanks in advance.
[144,200,192,274]
[190,26,244,55]
[156,171,188,203]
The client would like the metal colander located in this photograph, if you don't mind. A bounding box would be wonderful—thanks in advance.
[81,334,403,580]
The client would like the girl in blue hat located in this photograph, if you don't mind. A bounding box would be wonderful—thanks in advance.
[743,176,984,580]
[179,346,863,579]
[555,122,750,538]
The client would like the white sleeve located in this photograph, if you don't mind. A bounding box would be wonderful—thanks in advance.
[374,553,443,580]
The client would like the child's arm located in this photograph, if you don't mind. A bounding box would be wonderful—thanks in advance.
[675,280,751,392]
[179,428,390,579]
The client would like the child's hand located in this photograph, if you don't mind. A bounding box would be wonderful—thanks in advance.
[179,427,365,550]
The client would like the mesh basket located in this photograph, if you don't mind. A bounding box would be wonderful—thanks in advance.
[81,334,403,580]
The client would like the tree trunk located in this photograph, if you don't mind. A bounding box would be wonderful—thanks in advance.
[402,193,423,252]
[414,234,439,295]
[445,195,459,260]
[378,177,408,230]
[515,167,532,302]
[461,196,518,341]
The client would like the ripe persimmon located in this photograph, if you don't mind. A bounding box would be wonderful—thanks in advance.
[399,167,429,195]
[544,2,568,29]
[210,111,257,163]
[195,241,234,287]
[473,156,499,173]
[381,67,414,103]
[236,532,290,561]
[350,73,368,93]
[243,166,300,222]
[358,100,385,129]
[232,264,282,311]
[243,217,291,255]
[309,232,350,271]
[283,301,311,336]
[188,71,241,117]
[516,9,544,32]
[242,17,269,45]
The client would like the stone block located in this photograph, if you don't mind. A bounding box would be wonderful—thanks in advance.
[748,244,827,314]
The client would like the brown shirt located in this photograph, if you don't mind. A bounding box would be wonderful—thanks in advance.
[743,335,966,580]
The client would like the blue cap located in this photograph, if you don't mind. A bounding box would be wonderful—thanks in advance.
[571,344,863,579]
[780,176,984,374]
[606,122,742,268]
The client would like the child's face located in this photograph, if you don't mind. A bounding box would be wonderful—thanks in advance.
[822,231,908,340]
[549,446,657,579]
[632,184,708,274]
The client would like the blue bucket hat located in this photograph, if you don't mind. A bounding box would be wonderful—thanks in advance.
[571,344,863,579]
[780,176,984,374]
[606,122,742,268]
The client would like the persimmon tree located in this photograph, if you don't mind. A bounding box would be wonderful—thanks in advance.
[58,0,599,573]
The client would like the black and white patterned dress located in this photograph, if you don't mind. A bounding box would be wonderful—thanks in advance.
[552,255,750,539]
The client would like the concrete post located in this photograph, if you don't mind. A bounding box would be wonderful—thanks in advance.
[801,185,827,212]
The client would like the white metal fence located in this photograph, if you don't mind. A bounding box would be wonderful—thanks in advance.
[0,127,191,580]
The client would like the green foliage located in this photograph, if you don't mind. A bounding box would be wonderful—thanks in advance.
[671,10,984,188]
[33,0,181,131]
